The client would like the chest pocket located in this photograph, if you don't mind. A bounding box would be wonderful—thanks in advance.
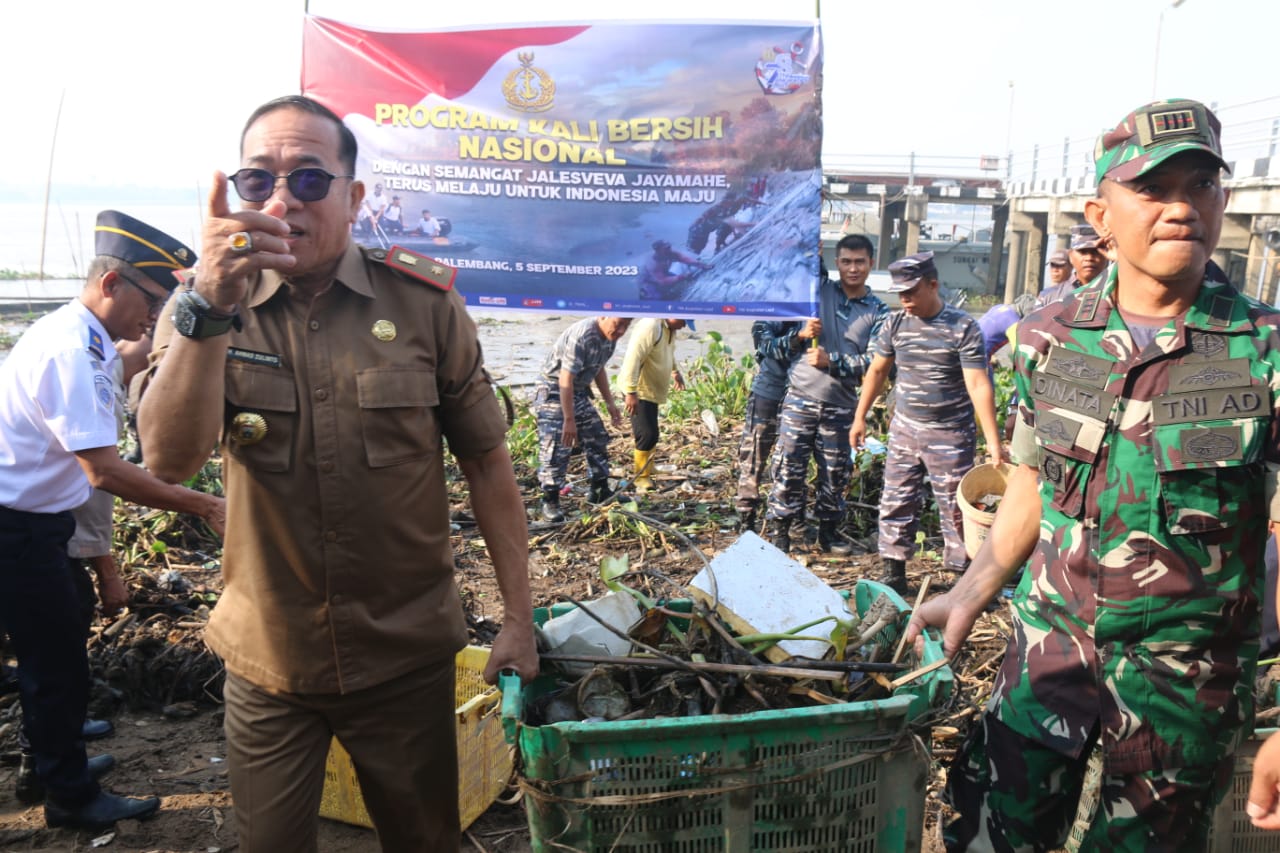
[1034,409,1106,519]
[1153,417,1267,535]
[356,368,439,468]
[224,363,297,473]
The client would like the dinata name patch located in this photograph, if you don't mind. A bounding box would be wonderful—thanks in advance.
[1153,386,1269,424]
[1031,374,1117,418]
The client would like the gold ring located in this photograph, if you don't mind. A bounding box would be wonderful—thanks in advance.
[229,231,253,254]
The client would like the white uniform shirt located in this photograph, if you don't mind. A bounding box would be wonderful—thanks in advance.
[0,300,119,513]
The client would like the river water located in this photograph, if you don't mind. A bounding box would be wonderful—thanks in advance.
[0,282,755,388]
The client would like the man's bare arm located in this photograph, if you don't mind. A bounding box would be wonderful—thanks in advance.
[75,446,225,535]
[457,444,538,684]
[904,462,1041,657]
[963,366,1005,467]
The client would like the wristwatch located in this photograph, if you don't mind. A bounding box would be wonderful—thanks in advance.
[172,285,240,339]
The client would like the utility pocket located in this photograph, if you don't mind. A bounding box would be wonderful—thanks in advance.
[1153,419,1266,534]
[224,363,297,473]
[356,367,439,468]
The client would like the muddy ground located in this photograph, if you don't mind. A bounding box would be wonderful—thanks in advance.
[0,316,1010,851]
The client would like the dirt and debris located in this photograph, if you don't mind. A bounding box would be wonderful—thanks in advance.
[0,400,1018,853]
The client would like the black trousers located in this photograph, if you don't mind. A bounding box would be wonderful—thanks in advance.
[630,399,661,451]
[0,506,98,807]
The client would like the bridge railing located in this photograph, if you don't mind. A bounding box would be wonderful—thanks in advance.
[823,98,1280,195]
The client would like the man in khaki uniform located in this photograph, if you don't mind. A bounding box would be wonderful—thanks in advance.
[139,95,537,853]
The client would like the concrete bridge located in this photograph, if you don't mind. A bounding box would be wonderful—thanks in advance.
[822,97,1280,301]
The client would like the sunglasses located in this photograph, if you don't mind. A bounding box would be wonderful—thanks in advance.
[115,272,167,312]
[229,167,354,203]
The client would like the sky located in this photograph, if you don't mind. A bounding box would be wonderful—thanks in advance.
[3,0,1279,202]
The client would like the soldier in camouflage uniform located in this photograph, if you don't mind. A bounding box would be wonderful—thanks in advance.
[851,252,1004,591]
[534,316,631,521]
[734,319,800,531]
[904,98,1280,852]
[765,234,887,554]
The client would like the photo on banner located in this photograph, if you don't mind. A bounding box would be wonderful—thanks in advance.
[302,16,822,319]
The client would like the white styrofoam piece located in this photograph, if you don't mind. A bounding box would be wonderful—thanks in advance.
[538,590,642,663]
[689,531,852,660]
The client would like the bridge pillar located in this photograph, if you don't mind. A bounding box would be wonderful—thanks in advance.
[1005,229,1026,303]
[904,195,928,256]
[1008,211,1047,299]
[990,205,1009,299]
[879,200,904,267]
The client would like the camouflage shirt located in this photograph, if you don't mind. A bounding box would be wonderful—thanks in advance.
[749,320,800,402]
[787,280,888,408]
[536,318,616,399]
[999,265,1280,775]
[873,305,987,426]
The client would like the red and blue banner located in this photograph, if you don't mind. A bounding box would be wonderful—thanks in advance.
[302,16,822,319]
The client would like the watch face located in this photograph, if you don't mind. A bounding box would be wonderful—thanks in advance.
[173,295,198,337]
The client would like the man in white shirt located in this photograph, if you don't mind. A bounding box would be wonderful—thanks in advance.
[0,211,225,830]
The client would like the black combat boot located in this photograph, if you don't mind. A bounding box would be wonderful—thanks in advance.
[818,520,853,556]
[737,506,757,533]
[766,518,791,553]
[878,557,908,594]
[540,487,565,523]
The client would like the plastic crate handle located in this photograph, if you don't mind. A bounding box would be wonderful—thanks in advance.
[498,669,523,745]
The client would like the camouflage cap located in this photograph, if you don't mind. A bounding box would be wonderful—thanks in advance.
[1069,224,1102,251]
[887,251,937,292]
[1094,98,1229,183]
[1049,249,1070,266]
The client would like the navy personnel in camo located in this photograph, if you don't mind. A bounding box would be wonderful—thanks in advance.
[850,251,1003,593]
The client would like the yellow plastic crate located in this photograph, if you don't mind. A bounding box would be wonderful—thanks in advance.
[318,646,513,831]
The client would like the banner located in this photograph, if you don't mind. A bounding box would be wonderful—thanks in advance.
[302,17,822,319]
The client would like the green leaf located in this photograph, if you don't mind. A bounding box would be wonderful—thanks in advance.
[599,554,630,592]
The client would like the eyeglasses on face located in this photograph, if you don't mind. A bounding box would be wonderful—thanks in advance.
[229,167,354,203]
[114,272,166,312]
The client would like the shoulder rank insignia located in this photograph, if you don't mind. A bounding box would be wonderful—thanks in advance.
[87,327,106,361]
[384,245,455,291]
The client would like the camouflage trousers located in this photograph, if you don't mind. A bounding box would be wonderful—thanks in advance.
[534,390,611,490]
[766,395,854,522]
[734,392,783,514]
[945,715,1233,852]
[879,414,975,570]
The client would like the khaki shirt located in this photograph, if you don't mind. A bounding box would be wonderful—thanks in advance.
[151,243,508,694]
[619,319,678,404]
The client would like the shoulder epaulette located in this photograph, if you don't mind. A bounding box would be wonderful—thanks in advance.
[371,245,456,291]
[87,327,105,361]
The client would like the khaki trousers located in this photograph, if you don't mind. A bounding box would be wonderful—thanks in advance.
[223,659,460,853]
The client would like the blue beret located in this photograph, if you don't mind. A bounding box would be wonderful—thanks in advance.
[94,210,196,291]
[887,251,938,292]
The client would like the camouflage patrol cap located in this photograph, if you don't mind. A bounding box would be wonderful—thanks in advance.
[1069,224,1102,251]
[1049,249,1069,266]
[887,251,938,292]
[1094,98,1229,183]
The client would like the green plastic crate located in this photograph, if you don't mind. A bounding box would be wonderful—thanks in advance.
[500,580,952,853]
[1066,729,1280,852]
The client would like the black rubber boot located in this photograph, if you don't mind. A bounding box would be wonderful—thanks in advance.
[540,488,565,523]
[589,479,612,504]
[766,518,791,553]
[879,557,908,594]
[818,520,853,556]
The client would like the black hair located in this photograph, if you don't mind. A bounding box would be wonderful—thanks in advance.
[240,95,358,173]
[836,233,875,259]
